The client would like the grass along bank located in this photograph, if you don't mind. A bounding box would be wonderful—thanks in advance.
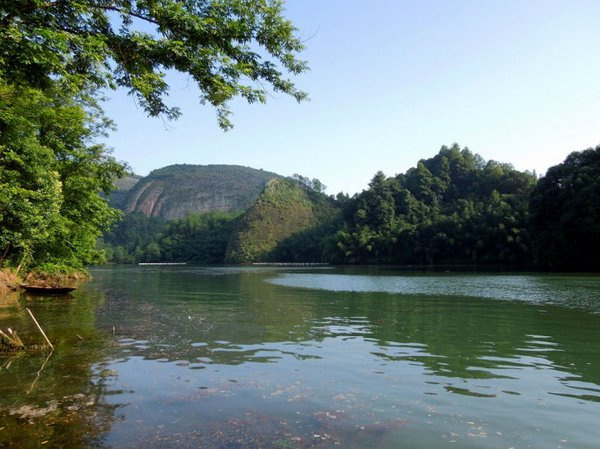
[0,269,20,295]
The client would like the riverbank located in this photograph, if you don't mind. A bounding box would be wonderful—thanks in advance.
[24,270,88,286]
[0,268,88,295]
[0,269,20,295]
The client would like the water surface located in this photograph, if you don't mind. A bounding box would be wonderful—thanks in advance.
[1,266,600,448]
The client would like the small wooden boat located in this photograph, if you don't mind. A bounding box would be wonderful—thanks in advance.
[20,284,76,295]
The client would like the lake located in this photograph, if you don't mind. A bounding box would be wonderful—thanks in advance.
[1,266,600,448]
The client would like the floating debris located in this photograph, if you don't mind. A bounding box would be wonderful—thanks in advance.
[9,402,58,420]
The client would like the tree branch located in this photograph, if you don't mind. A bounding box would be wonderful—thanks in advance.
[84,4,159,26]
[1,1,159,28]
[0,242,11,267]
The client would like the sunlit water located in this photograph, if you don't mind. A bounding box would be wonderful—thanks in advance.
[1,266,600,448]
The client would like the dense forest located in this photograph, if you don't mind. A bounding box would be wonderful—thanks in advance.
[102,144,600,270]
[327,145,537,265]
[529,148,600,270]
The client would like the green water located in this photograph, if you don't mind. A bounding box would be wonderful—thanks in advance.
[1,266,600,448]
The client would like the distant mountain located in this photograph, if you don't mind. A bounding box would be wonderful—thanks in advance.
[109,174,143,210]
[114,164,282,220]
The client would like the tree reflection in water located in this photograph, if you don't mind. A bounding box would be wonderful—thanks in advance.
[3,267,600,449]
[0,289,118,449]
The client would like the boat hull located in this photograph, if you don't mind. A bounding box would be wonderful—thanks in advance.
[20,285,76,295]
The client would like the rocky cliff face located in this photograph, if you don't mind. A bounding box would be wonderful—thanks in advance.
[121,165,281,220]
[108,174,142,210]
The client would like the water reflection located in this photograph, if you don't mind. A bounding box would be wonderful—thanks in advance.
[270,271,600,395]
[2,266,600,448]
[0,289,117,448]
[89,267,600,396]
[82,267,600,448]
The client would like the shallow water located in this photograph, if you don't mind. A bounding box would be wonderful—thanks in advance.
[1,266,600,448]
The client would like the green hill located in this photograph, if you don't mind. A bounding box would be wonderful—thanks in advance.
[121,165,282,220]
[225,179,330,263]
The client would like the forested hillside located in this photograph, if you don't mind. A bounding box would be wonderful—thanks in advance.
[329,145,537,265]
[102,175,333,264]
[225,178,338,263]
[101,145,600,270]
[529,146,600,270]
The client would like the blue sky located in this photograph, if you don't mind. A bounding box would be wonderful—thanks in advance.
[101,0,600,194]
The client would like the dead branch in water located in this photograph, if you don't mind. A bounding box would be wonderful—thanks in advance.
[26,308,54,350]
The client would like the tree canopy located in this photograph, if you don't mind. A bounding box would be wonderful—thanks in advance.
[1,0,308,129]
[327,145,538,265]
[0,81,125,271]
[529,146,600,270]
[101,211,239,264]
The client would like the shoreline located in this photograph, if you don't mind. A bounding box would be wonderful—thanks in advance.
[0,269,20,295]
[0,268,89,295]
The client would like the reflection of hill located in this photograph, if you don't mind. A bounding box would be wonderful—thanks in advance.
[89,267,600,402]
[269,271,600,390]
[92,267,320,365]
[307,289,600,400]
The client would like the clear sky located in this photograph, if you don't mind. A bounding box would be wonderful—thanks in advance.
[101,0,600,195]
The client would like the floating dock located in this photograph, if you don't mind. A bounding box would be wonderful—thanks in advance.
[138,262,187,266]
[251,262,329,266]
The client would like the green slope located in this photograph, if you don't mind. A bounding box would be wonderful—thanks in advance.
[225,179,321,263]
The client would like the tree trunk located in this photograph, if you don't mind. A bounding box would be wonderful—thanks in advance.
[16,250,28,274]
[0,242,11,267]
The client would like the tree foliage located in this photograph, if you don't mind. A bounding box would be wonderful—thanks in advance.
[1,0,308,129]
[328,144,537,266]
[1,0,308,273]
[99,212,166,263]
[159,211,239,263]
[291,173,326,193]
[0,81,125,271]
[529,146,600,270]
[102,211,238,264]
